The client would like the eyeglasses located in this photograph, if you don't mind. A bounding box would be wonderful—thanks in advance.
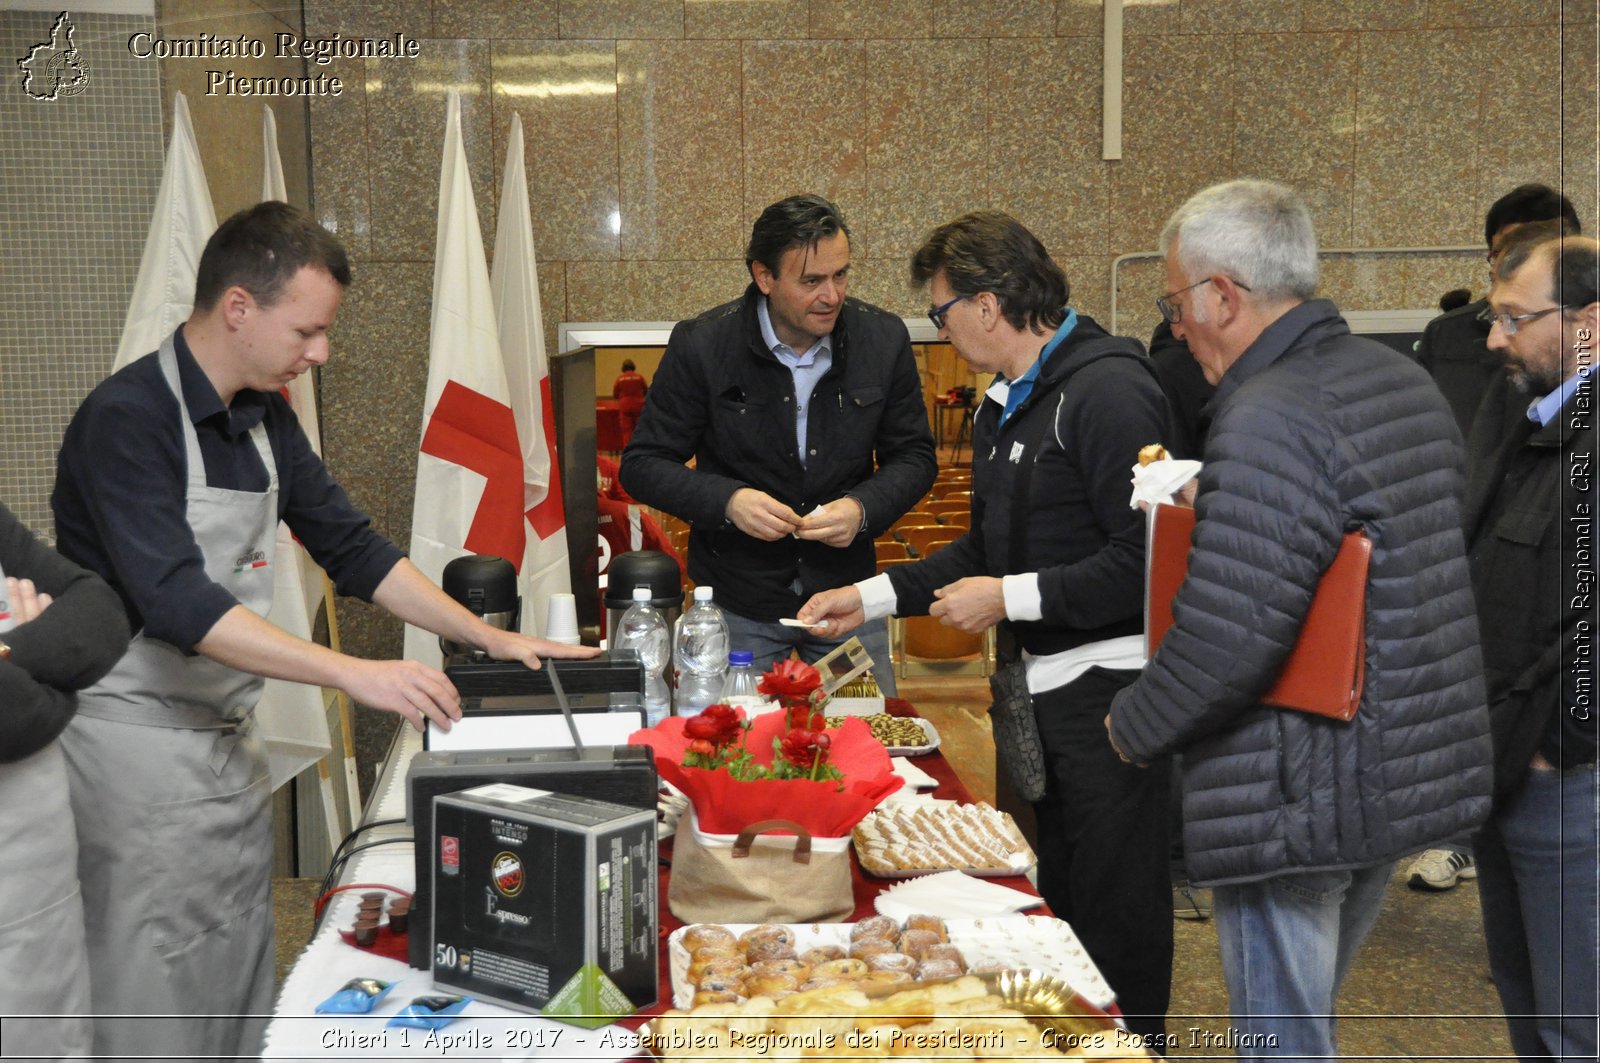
[928,294,968,330]
[1156,277,1251,325]
[1478,304,1568,335]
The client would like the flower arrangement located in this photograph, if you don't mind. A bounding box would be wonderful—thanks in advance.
[757,658,829,731]
[681,699,841,783]
[629,662,902,837]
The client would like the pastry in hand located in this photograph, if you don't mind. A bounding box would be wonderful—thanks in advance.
[1137,444,1170,466]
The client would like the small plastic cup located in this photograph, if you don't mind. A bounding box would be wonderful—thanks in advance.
[544,593,581,645]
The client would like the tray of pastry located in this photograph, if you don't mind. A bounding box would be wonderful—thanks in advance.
[641,967,1147,1060]
[667,914,1114,1012]
[852,801,1036,878]
[826,712,941,756]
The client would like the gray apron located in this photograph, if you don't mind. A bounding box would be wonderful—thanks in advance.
[0,557,92,1060]
[61,335,279,1062]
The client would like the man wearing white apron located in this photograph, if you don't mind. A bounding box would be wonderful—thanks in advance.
[51,203,596,1061]
[0,506,129,1060]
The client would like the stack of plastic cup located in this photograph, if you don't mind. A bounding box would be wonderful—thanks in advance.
[543,593,581,645]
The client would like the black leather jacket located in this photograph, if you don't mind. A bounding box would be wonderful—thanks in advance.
[1465,372,1599,799]
[620,285,935,621]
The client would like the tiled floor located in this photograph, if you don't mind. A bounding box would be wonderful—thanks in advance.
[274,669,1514,1059]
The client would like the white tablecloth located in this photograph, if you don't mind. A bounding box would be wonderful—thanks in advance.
[263,727,645,1060]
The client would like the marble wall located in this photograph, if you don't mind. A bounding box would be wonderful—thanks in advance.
[157,0,312,218]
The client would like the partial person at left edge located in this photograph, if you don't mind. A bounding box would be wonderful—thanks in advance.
[0,505,129,1060]
[50,201,598,1063]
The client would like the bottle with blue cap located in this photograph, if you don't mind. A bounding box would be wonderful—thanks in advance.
[720,649,760,708]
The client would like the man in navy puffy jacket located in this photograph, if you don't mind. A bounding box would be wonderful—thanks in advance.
[1107,180,1492,1058]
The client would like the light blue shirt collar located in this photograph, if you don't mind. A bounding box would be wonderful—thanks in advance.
[1000,309,1077,425]
[757,297,831,364]
[1528,366,1591,428]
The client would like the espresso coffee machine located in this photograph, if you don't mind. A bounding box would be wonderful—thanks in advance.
[431,554,647,751]
[413,555,660,969]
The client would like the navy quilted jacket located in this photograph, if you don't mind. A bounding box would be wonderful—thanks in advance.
[1109,300,1493,887]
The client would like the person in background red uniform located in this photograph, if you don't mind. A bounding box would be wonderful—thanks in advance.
[612,359,648,447]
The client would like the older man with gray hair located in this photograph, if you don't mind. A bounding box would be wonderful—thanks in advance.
[1106,179,1493,1057]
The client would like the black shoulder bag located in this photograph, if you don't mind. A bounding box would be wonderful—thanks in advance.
[984,381,1067,804]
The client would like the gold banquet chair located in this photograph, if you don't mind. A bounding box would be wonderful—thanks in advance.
[874,540,911,565]
[896,614,992,679]
[925,499,970,522]
[892,510,937,534]
[900,524,952,558]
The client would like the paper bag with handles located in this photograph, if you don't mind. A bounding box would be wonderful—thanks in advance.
[668,812,854,924]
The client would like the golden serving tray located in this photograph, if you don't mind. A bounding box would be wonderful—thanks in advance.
[641,968,1132,1058]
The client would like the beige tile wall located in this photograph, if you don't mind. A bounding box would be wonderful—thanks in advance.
[296,0,1595,351]
[157,0,312,219]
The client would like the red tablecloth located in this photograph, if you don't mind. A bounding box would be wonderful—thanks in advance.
[629,698,1045,1021]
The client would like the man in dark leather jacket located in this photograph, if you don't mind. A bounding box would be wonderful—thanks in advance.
[620,196,935,692]
[1405,190,1580,894]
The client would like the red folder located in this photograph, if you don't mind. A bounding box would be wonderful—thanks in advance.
[1145,503,1371,722]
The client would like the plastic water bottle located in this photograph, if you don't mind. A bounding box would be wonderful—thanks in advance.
[674,586,729,716]
[720,650,760,710]
[617,586,671,725]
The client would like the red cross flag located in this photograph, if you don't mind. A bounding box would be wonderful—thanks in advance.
[405,91,526,668]
[492,112,571,632]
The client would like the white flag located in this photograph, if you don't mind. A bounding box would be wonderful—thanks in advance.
[260,103,326,611]
[405,91,526,669]
[253,103,333,790]
[492,112,571,636]
[261,103,288,203]
[113,92,215,371]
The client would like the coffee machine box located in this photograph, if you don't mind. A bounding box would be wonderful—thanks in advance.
[405,744,659,970]
[430,784,658,1026]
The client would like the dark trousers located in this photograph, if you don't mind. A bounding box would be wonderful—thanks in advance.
[1028,666,1173,1047]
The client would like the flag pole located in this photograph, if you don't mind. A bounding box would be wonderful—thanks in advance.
[321,571,364,821]
[313,747,344,856]
[263,101,342,854]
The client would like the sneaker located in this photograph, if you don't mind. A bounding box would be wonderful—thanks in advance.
[1407,849,1477,891]
[1172,883,1212,920]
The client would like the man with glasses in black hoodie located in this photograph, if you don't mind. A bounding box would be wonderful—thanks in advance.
[801,211,1174,1049]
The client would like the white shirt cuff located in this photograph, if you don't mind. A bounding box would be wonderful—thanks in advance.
[855,573,899,622]
[1002,573,1042,622]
